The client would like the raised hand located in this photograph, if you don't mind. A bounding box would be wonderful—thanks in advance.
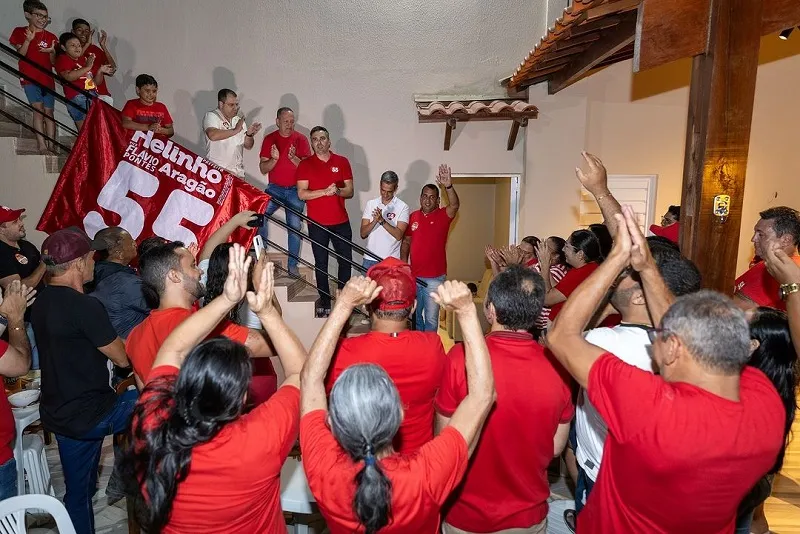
[23,285,36,308]
[765,245,800,285]
[40,40,57,54]
[232,210,257,228]
[270,144,279,160]
[576,151,609,196]
[338,276,382,308]
[622,205,651,271]
[234,118,245,132]
[288,145,297,159]
[99,64,114,75]
[98,29,108,47]
[88,28,96,44]
[485,245,503,268]
[223,244,252,304]
[185,241,199,259]
[372,207,383,223]
[247,122,262,136]
[0,281,28,322]
[86,53,96,68]
[535,241,552,269]
[431,280,473,313]
[499,245,524,266]
[247,257,275,315]
[435,163,453,188]
[24,28,36,43]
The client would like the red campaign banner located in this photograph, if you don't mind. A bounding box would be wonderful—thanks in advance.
[37,101,268,249]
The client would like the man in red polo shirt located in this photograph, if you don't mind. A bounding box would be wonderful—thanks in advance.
[259,107,312,275]
[296,126,354,317]
[71,19,117,106]
[401,164,460,331]
[648,205,680,245]
[734,206,800,311]
[548,207,784,534]
[435,264,572,534]
[325,257,446,453]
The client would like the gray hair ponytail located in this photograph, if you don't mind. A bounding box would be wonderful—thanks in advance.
[329,364,402,533]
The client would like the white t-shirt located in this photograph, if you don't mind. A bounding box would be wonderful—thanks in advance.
[203,110,247,177]
[575,325,653,481]
[198,258,261,329]
[361,196,410,260]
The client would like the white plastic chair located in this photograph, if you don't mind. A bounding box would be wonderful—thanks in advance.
[21,435,54,497]
[0,494,76,534]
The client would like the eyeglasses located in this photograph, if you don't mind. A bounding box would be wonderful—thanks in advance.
[31,13,50,21]
[646,327,672,343]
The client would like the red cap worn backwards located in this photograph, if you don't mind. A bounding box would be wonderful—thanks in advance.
[366,257,416,310]
[0,206,25,224]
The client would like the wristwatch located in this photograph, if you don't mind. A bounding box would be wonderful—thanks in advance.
[779,283,800,301]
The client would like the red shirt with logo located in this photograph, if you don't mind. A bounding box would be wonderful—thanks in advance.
[54,54,96,100]
[296,153,352,225]
[259,130,312,187]
[734,258,800,310]
[325,331,446,454]
[579,353,784,534]
[84,44,110,97]
[406,208,454,278]
[435,332,574,530]
[0,340,15,465]
[121,99,173,126]
[548,262,599,319]
[300,410,468,534]
[10,27,57,89]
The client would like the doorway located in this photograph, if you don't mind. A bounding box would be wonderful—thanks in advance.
[445,174,521,283]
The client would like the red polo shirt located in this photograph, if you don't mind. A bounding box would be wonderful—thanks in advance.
[259,130,312,186]
[296,153,352,225]
[142,366,300,533]
[435,332,574,531]
[10,27,57,89]
[406,208,454,278]
[734,258,800,310]
[54,54,96,100]
[0,340,15,465]
[84,44,110,97]
[300,410,468,534]
[121,99,173,126]
[649,222,680,244]
[548,262,599,319]
[325,330,446,454]
[579,353,784,534]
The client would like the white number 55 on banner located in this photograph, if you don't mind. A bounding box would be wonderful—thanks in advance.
[84,161,214,243]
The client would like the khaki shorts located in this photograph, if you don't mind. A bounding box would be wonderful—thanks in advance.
[442,519,547,534]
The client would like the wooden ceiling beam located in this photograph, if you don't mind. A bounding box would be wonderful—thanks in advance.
[634,0,711,72]
[548,14,637,94]
[761,0,800,35]
[586,0,641,20]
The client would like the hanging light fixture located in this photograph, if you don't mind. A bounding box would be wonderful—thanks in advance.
[779,27,794,40]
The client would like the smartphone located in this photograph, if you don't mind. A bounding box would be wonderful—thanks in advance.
[247,213,265,228]
[253,235,265,260]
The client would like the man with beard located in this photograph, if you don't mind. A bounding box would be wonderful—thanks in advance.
[125,241,273,384]
[734,206,800,311]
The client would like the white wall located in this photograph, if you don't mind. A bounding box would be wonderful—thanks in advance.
[521,35,800,276]
[0,0,542,264]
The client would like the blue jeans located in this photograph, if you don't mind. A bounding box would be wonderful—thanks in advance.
[23,84,55,109]
[734,513,753,534]
[0,457,16,499]
[362,258,379,270]
[575,462,595,513]
[67,93,93,123]
[55,389,137,534]
[415,275,446,332]
[26,322,39,370]
[259,184,305,270]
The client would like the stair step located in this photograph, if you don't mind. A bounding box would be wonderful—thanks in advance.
[287,278,319,302]
[0,120,35,139]
[15,136,75,154]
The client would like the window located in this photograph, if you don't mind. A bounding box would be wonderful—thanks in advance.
[579,175,658,233]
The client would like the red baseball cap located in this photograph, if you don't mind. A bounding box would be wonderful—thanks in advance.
[366,257,416,310]
[41,227,102,266]
[0,206,25,224]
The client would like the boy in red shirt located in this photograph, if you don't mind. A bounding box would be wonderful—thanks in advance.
[121,74,174,138]
[55,32,113,130]
[325,257,447,454]
[9,1,58,153]
[548,207,784,534]
[72,19,117,106]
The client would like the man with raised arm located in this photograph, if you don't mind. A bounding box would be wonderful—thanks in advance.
[203,89,261,178]
[547,207,784,534]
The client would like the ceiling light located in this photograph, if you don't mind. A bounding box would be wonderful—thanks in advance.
[779,27,793,40]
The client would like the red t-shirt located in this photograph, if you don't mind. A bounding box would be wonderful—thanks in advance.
[295,153,352,225]
[325,331,446,454]
[9,27,57,89]
[579,353,784,534]
[734,258,800,310]
[125,307,249,381]
[406,208,454,278]
[649,222,680,244]
[142,366,300,533]
[121,99,173,126]
[0,340,15,465]
[259,130,312,187]
[84,44,110,96]
[300,410,468,534]
[549,262,599,319]
[435,332,574,530]
[54,54,96,101]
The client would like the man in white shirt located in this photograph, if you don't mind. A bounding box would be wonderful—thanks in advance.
[202,89,261,178]
[360,171,410,269]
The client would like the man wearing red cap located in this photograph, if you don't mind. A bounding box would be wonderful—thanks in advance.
[0,205,46,369]
[30,228,134,534]
[435,264,574,534]
[324,257,447,454]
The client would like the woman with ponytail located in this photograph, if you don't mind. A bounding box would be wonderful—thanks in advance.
[300,275,496,533]
[122,245,306,533]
